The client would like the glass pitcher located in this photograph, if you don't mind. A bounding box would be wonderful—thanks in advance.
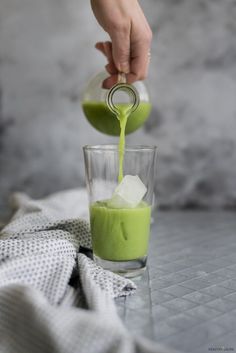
[82,70,151,136]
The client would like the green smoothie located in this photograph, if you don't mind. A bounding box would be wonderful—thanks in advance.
[82,101,151,136]
[90,200,151,261]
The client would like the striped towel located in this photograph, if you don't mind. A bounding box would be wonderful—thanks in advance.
[0,189,170,353]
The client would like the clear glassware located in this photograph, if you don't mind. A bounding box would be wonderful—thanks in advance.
[82,71,151,136]
[83,144,157,278]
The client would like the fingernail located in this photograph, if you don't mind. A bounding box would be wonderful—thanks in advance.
[118,62,130,74]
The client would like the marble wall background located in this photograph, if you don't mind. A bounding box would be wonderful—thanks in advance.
[0,0,236,218]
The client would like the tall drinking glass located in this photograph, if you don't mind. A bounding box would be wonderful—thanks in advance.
[83,145,157,277]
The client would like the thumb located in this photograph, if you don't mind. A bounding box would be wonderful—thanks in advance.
[110,30,130,74]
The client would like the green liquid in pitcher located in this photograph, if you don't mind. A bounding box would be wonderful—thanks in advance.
[82,101,151,136]
[89,101,151,262]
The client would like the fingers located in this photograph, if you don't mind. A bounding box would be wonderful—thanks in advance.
[102,74,119,89]
[127,42,151,84]
[95,41,116,71]
[96,41,118,88]
[105,63,117,75]
[103,41,113,62]
[109,24,131,74]
[95,22,152,88]
[95,42,105,55]
[127,19,152,83]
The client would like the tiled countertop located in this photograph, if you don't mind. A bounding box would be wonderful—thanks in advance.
[116,211,236,353]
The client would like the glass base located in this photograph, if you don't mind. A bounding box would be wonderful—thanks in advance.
[93,254,147,278]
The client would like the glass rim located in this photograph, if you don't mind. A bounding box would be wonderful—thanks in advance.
[83,144,157,152]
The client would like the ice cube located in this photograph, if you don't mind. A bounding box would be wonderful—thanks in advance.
[108,175,147,208]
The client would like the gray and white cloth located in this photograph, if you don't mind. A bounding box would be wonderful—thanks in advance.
[0,189,171,353]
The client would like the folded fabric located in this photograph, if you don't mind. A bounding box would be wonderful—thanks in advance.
[0,189,172,353]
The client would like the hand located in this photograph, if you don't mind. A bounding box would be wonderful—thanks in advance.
[90,0,152,88]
